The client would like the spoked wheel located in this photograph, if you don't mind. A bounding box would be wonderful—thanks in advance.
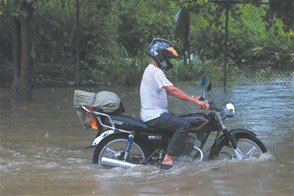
[92,134,147,167]
[213,135,267,161]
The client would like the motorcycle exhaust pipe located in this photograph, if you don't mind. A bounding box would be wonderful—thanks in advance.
[100,157,136,169]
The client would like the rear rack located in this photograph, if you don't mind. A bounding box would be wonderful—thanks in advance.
[81,106,133,134]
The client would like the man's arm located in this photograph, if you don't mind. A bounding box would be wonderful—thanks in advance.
[163,85,209,109]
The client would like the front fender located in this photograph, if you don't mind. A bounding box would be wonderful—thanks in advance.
[229,128,257,137]
[219,128,257,145]
[227,129,257,139]
[209,129,257,159]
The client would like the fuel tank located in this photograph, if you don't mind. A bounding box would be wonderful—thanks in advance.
[181,113,210,130]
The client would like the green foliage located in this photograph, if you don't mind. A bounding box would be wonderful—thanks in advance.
[167,51,226,84]
[267,0,294,32]
[86,34,147,86]
[188,2,293,71]
[114,0,178,56]
[254,67,272,81]
[0,0,293,88]
[91,54,148,86]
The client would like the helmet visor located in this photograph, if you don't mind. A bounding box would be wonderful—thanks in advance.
[165,47,179,58]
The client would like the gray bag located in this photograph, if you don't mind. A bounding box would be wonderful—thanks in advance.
[74,90,121,113]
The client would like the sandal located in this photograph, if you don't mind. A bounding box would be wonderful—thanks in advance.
[159,163,173,170]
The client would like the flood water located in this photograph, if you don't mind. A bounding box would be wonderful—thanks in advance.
[1,80,293,196]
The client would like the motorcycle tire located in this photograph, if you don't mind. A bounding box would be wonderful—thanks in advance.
[92,133,148,166]
[212,134,267,160]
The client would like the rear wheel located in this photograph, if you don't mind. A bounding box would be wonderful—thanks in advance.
[92,134,147,166]
[213,134,267,160]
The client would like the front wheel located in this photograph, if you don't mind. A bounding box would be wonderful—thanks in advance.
[212,134,267,160]
[92,133,147,167]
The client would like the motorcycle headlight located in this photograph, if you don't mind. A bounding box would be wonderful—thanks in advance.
[224,102,235,117]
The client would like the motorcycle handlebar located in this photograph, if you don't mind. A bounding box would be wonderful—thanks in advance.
[198,96,205,101]
[197,96,212,110]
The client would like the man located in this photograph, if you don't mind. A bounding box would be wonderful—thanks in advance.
[140,38,209,169]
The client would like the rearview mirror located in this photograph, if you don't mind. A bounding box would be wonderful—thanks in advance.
[207,81,212,92]
[201,76,207,87]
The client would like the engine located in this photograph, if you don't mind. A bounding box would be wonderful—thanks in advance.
[183,135,196,155]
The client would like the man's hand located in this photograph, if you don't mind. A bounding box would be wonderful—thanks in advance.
[194,98,210,110]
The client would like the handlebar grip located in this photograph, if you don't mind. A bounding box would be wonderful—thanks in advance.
[199,96,205,101]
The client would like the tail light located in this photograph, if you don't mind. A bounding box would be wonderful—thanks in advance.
[91,118,98,129]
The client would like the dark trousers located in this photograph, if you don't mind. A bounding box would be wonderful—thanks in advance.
[146,112,191,157]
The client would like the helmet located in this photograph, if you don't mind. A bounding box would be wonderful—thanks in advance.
[147,38,179,71]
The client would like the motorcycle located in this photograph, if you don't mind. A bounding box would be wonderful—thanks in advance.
[76,77,267,169]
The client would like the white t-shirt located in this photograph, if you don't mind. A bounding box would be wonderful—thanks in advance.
[140,64,173,122]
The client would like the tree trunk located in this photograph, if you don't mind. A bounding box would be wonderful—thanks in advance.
[11,1,34,103]
[11,16,21,102]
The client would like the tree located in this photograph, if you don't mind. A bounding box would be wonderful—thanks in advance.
[267,0,294,32]
[9,0,34,103]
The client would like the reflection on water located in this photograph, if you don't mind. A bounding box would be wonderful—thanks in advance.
[1,81,293,195]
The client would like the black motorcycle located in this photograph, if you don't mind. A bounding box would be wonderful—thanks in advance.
[76,78,267,168]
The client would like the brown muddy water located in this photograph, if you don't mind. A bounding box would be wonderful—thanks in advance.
[0,80,293,196]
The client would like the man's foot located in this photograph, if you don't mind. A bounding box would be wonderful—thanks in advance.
[160,154,173,169]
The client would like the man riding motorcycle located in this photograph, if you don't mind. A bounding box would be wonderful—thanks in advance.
[139,38,209,169]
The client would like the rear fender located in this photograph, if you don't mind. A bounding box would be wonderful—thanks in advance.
[93,131,160,157]
[91,129,115,146]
